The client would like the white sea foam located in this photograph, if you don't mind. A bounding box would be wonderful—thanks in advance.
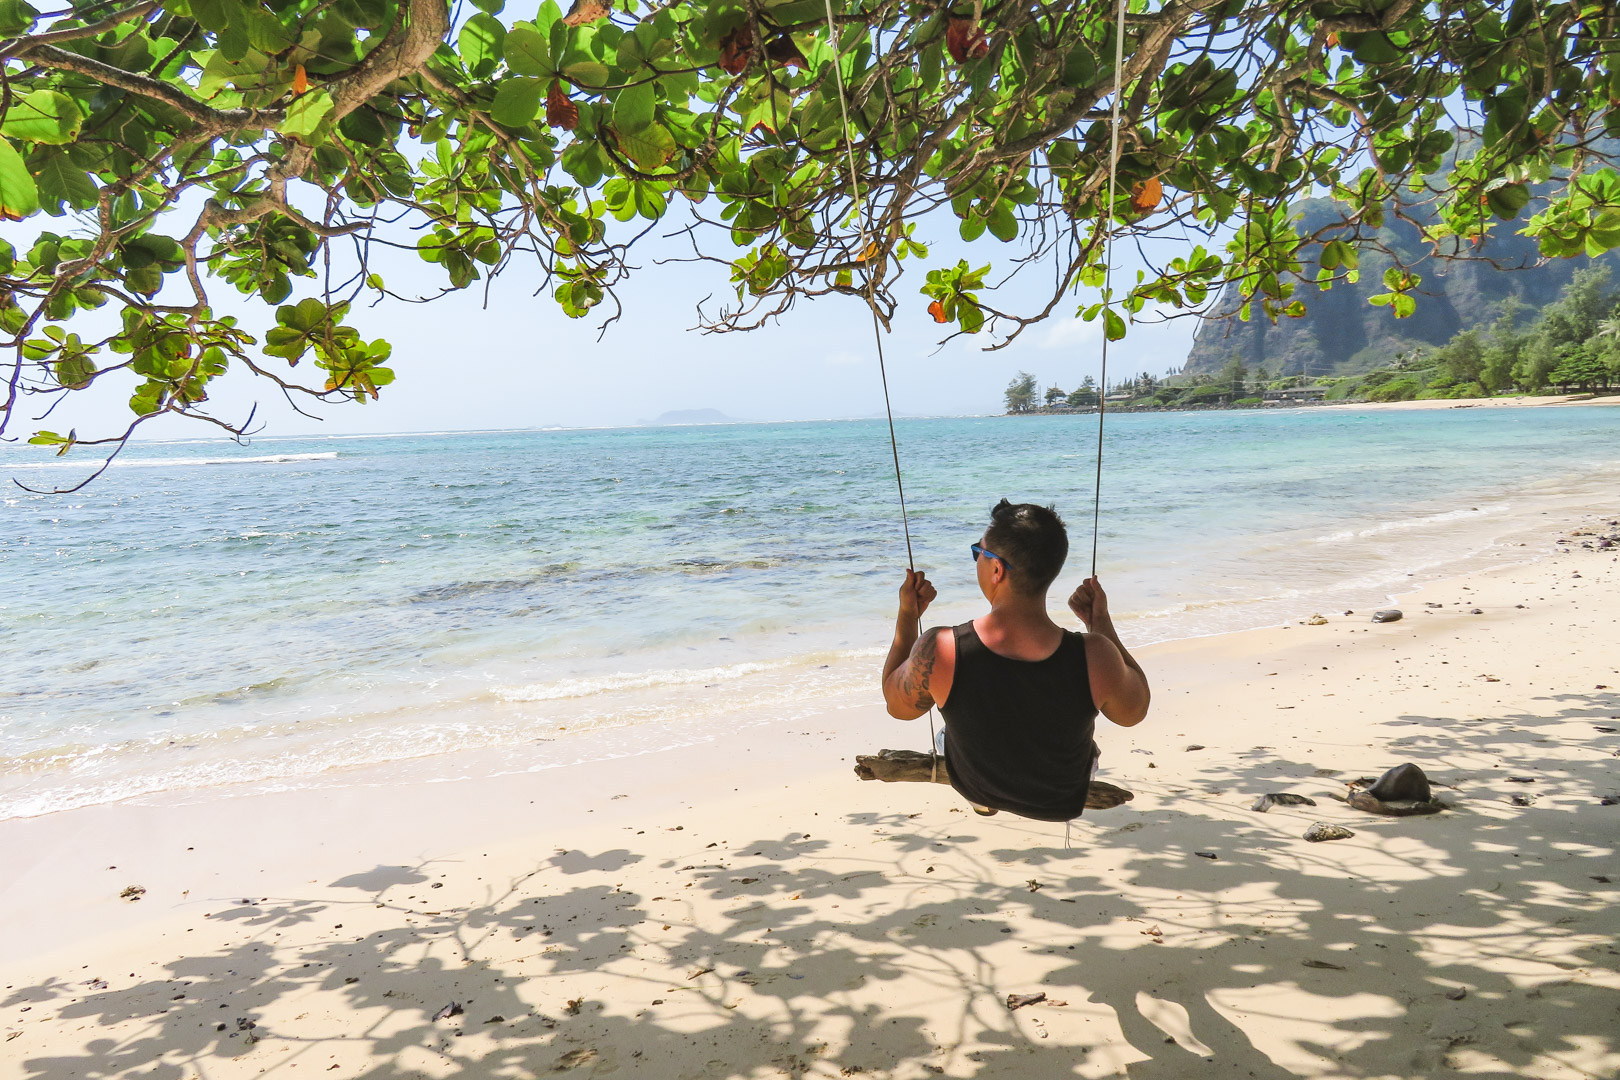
[8,452,338,470]
[494,649,881,703]
[1312,504,1505,543]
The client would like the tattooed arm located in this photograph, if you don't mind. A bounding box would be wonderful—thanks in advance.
[882,570,953,720]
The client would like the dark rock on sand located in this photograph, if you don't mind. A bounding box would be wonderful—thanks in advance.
[1347,763,1446,816]
[1250,793,1318,813]
[1372,609,1403,623]
[433,1002,464,1021]
[1369,763,1430,801]
[1304,822,1355,842]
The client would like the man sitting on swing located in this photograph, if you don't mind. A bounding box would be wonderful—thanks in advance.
[881,500,1150,820]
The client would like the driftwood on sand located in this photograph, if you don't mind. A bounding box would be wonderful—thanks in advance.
[853,749,1135,810]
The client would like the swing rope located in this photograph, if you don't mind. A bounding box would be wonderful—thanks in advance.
[820,0,933,772]
[1093,0,1128,577]
[819,0,1129,780]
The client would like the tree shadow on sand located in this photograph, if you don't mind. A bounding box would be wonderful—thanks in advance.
[7,694,1617,1078]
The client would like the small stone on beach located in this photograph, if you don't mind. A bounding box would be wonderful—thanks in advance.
[1372,609,1402,623]
[1446,987,1468,1000]
[1304,823,1354,843]
[1251,792,1317,813]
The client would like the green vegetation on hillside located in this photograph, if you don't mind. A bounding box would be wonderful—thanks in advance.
[1323,265,1620,401]
[1184,159,1620,381]
[1012,266,1620,412]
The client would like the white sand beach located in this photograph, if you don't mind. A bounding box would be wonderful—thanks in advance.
[1325,392,1620,412]
[2,510,1617,1080]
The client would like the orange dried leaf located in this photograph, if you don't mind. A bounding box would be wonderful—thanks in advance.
[928,300,948,323]
[857,240,879,262]
[561,0,611,26]
[546,82,579,130]
[718,25,753,75]
[293,65,308,95]
[1325,31,1339,47]
[945,16,989,64]
[1130,176,1162,214]
[766,35,807,70]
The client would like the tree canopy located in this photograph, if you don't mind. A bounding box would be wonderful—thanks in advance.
[1,0,1617,476]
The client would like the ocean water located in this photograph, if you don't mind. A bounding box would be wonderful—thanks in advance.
[3,406,1618,819]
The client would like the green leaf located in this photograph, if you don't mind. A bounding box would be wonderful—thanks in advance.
[188,0,229,31]
[491,78,544,126]
[614,81,656,134]
[0,0,39,35]
[459,12,506,71]
[987,201,1017,242]
[55,353,96,390]
[125,264,163,295]
[1103,308,1126,341]
[281,89,335,143]
[562,60,609,87]
[243,7,293,53]
[0,91,84,145]
[534,0,563,35]
[503,25,552,76]
[0,136,39,220]
[471,0,504,13]
[279,297,330,330]
[32,151,96,214]
[617,123,676,169]
[1060,42,1096,88]
[1484,181,1529,220]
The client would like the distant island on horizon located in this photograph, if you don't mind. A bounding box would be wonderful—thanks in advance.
[642,409,745,426]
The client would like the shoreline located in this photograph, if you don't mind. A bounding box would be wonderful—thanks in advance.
[4,467,1600,826]
[3,502,1617,1078]
[1008,392,1620,416]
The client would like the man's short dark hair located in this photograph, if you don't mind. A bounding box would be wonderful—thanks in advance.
[983,500,1068,594]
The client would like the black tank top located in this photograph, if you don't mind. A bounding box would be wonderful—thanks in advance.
[939,621,1098,821]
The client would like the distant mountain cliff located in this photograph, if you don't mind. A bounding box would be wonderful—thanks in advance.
[1184,197,1620,378]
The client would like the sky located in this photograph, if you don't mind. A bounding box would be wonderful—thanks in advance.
[13,210,1210,445]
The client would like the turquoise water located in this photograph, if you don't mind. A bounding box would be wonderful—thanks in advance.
[3,406,1618,818]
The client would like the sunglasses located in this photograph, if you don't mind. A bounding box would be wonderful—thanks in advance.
[970,543,1004,564]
